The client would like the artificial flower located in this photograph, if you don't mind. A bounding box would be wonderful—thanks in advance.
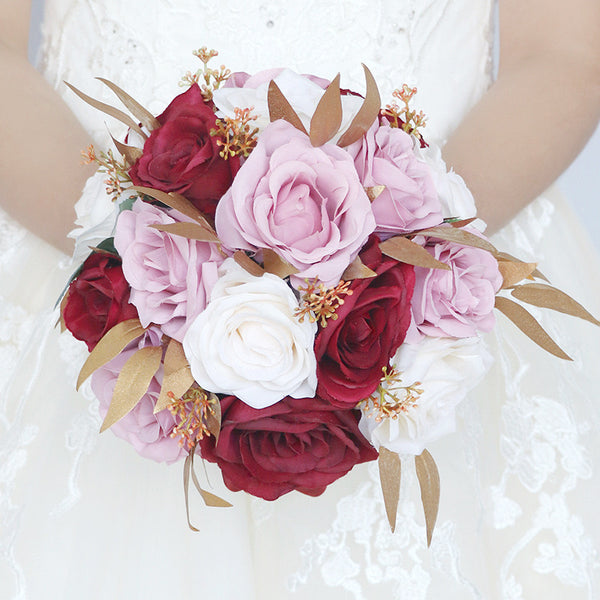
[348,121,443,237]
[315,235,415,407]
[411,229,503,337]
[215,119,375,288]
[359,336,491,455]
[198,394,378,500]
[63,251,138,351]
[129,83,239,218]
[183,258,317,408]
[114,199,224,342]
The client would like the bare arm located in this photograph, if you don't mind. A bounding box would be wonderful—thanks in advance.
[443,0,600,233]
[0,0,95,253]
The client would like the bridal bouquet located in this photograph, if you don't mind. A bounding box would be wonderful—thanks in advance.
[60,49,597,539]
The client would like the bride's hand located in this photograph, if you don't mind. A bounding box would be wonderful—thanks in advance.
[443,0,600,234]
[0,0,95,253]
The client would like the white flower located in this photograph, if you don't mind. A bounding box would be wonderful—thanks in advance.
[213,68,364,142]
[67,170,119,263]
[182,258,317,409]
[416,144,479,222]
[359,335,492,455]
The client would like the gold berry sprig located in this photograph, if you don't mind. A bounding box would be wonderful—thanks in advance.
[210,107,259,159]
[81,144,131,201]
[179,47,231,102]
[168,387,219,452]
[295,279,354,328]
[381,84,427,145]
[360,366,423,423]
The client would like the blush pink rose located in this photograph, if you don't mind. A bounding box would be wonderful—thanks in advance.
[411,229,503,337]
[91,328,186,464]
[114,199,225,342]
[347,122,443,237]
[215,119,375,287]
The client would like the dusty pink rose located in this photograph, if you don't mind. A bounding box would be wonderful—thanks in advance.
[215,120,375,287]
[91,328,186,464]
[412,229,503,337]
[348,122,443,237]
[114,199,224,342]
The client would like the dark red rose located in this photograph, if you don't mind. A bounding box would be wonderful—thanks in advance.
[63,253,138,351]
[129,84,239,218]
[198,395,378,501]
[315,235,415,407]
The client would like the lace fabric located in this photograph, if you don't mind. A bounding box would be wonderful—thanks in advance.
[38,0,492,146]
[1,1,599,598]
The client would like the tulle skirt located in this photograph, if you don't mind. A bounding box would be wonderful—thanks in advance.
[1,188,599,600]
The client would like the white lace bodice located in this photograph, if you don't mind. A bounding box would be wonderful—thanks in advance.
[1,2,600,599]
[38,0,493,147]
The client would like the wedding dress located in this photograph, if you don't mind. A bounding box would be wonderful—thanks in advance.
[2,1,600,598]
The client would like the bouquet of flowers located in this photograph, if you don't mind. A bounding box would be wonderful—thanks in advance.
[60,49,597,540]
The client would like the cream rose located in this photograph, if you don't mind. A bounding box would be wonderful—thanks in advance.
[182,259,317,408]
[359,335,491,455]
[68,170,121,264]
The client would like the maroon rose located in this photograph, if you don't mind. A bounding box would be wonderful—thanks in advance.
[315,235,415,407]
[129,84,239,218]
[63,253,138,351]
[198,395,378,501]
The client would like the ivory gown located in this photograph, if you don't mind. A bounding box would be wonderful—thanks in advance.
[1,1,600,598]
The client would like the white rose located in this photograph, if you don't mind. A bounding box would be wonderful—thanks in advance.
[359,335,492,455]
[183,258,317,409]
[213,68,363,142]
[68,170,120,263]
[416,144,480,224]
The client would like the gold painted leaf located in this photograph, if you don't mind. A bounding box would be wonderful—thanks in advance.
[342,255,377,280]
[494,250,521,262]
[417,226,497,254]
[309,73,342,147]
[64,82,146,140]
[234,250,265,277]
[96,77,160,131]
[110,134,143,166]
[365,185,386,202]
[511,283,600,326]
[189,451,232,509]
[379,236,450,270]
[100,345,163,432]
[497,259,538,288]
[495,296,572,360]
[129,186,213,227]
[378,447,402,532]
[205,393,222,443]
[154,338,194,413]
[449,217,477,228]
[77,319,145,389]
[183,453,200,532]
[495,251,549,282]
[149,222,219,243]
[337,64,381,147]
[262,248,299,279]
[267,81,308,134]
[415,449,440,547]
